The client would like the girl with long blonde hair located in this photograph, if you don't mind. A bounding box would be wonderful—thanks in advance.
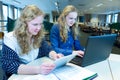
[1,5,63,79]
[50,5,84,57]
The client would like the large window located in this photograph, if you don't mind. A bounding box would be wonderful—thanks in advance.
[112,14,118,23]
[14,7,18,19]
[2,4,8,20]
[14,7,21,19]
[18,8,21,17]
[0,2,22,32]
[1,4,8,31]
[106,14,111,23]
[114,14,118,23]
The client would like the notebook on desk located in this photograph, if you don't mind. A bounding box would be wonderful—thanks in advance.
[70,34,117,67]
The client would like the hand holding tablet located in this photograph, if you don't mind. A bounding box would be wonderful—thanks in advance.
[54,54,77,69]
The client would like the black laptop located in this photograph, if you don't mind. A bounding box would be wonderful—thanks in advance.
[70,34,117,67]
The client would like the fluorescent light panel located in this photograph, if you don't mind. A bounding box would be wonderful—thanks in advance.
[13,0,21,4]
[96,3,103,7]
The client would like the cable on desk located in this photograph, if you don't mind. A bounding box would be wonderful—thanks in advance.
[107,59,114,80]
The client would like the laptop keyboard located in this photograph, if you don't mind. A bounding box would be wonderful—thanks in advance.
[69,56,83,66]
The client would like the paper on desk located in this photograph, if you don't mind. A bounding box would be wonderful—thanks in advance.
[21,64,97,80]
[52,64,97,80]
[22,73,58,80]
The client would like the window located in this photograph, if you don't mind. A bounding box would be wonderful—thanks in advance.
[14,7,18,19]
[114,14,118,23]
[112,14,118,23]
[1,4,8,30]
[2,4,8,20]
[18,8,21,17]
[106,14,111,23]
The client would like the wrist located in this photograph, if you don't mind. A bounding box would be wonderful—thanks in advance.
[49,51,57,60]
[35,66,41,74]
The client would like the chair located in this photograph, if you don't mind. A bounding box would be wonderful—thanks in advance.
[6,17,16,32]
[43,21,53,41]
[0,32,4,50]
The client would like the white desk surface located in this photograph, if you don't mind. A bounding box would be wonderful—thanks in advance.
[85,53,120,80]
[8,54,120,80]
[86,59,113,80]
[109,54,120,80]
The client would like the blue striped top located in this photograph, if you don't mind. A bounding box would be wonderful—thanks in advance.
[1,32,53,76]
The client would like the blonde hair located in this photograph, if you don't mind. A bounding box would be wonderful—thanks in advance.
[14,5,45,54]
[57,5,79,42]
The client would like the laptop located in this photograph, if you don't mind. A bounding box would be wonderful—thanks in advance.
[70,34,117,67]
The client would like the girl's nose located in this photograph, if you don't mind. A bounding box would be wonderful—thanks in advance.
[37,26,41,30]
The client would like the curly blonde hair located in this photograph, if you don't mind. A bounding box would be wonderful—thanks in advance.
[57,5,79,42]
[14,5,45,54]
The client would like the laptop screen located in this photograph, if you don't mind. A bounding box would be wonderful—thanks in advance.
[81,34,117,67]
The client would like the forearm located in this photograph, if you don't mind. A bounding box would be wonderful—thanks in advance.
[18,64,40,75]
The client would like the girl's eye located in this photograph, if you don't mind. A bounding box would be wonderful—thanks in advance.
[69,18,73,19]
[32,24,38,26]
[74,18,77,21]
[69,18,77,21]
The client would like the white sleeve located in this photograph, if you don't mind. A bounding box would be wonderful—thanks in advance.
[3,32,18,52]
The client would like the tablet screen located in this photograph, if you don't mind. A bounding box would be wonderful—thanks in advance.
[54,54,77,69]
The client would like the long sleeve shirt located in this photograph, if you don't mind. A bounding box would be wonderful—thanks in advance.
[50,24,84,56]
[1,32,53,76]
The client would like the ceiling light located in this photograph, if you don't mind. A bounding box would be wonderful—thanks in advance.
[55,2,57,6]
[96,3,103,7]
[90,8,93,10]
[12,0,21,4]
[55,1,59,6]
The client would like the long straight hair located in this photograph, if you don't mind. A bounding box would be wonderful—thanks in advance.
[57,5,79,42]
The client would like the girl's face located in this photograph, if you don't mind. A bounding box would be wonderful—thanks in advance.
[27,15,44,36]
[65,12,77,27]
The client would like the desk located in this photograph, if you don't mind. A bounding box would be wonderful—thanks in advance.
[85,54,120,80]
[85,59,112,80]
[8,54,120,80]
[109,54,120,80]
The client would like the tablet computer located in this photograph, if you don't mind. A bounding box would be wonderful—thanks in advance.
[54,54,77,69]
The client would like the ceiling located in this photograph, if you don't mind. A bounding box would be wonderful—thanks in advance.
[56,0,120,14]
[1,0,120,15]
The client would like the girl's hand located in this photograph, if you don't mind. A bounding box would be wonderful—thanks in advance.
[39,63,55,75]
[53,53,64,60]
[49,51,64,60]
[72,50,84,57]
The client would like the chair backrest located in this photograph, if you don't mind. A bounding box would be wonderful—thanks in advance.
[6,17,16,32]
[0,32,4,39]
[0,32,4,50]
[43,21,53,33]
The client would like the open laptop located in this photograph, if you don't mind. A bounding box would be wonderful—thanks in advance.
[70,34,117,67]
